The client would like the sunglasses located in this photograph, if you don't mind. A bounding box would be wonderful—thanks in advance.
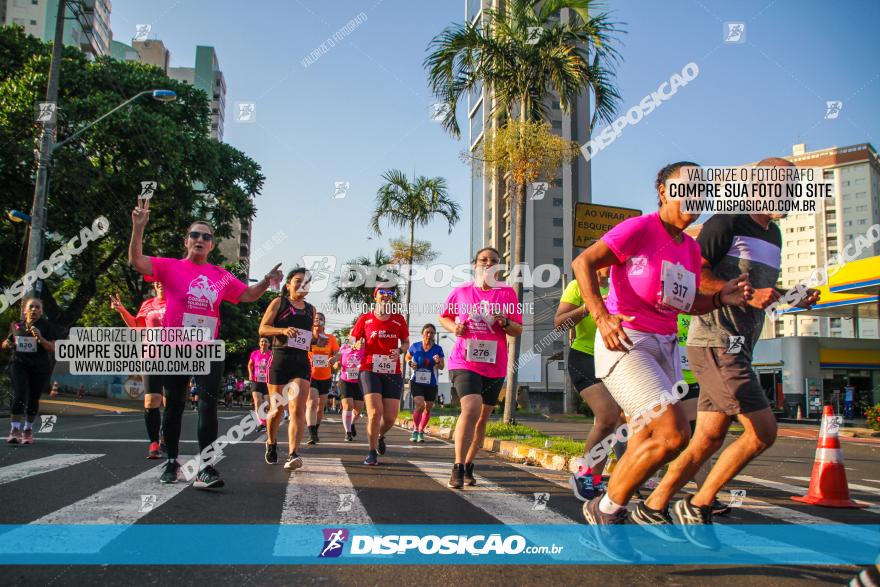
[188,231,214,242]
[377,289,395,296]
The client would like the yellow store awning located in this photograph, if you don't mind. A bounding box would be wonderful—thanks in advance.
[819,348,880,369]
[829,255,880,295]
[782,283,878,319]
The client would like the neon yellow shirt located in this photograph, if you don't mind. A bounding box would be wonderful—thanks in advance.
[678,314,697,385]
[560,280,608,356]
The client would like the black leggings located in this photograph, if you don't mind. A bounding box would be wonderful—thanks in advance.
[161,361,224,460]
[9,363,51,419]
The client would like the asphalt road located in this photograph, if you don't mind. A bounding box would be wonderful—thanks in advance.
[0,401,877,586]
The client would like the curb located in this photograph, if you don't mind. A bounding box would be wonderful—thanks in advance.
[395,417,579,474]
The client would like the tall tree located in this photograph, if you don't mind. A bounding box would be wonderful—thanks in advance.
[330,248,400,315]
[425,0,623,422]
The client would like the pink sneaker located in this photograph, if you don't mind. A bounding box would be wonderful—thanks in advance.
[21,429,33,445]
[6,429,22,444]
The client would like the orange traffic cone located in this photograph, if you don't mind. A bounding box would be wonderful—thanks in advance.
[792,405,865,508]
[796,404,803,420]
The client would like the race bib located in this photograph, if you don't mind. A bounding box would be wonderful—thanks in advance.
[466,339,498,364]
[286,330,312,351]
[679,346,690,371]
[372,354,396,374]
[345,366,360,380]
[312,354,329,368]
[660,261,696,312]
[256,373,267,383]
[182,313,218,339]
[15,336,37,353]
[414,369,432,384]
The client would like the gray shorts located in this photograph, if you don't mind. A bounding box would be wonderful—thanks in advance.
[688,346,770,416]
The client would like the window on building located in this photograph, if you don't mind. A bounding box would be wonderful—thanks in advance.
[553,257,563,267]
[859,218,867,225]
[552,217,563,227]
[552,198,563,207]
[551,120,562,130]
[856,205,868,212]
[823,170,834,179]
[830,318,841,328]
[553,238,563,247]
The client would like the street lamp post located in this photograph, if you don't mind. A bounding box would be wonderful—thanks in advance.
[23,88,176,299]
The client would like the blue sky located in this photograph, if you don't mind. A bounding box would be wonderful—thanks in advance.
[109,0,880,332]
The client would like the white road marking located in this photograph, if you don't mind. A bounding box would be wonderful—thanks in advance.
[0,454,104,485]
[784,476,880,497]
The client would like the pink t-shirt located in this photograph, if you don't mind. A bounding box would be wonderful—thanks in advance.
[249,349,271,383]
[149,257,248,338]
[135,297,166,328]
[601,212,702,335]
[441,282,523,378]
[338,343,364,383]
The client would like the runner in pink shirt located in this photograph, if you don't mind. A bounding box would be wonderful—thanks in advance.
[571,162,751,558]
[334,341,364,442]
[248,338,272,430]
[439,247,522,489]
[129,194,282,490]
[110,282,167,459]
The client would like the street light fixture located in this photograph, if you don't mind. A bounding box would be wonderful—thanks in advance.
[23,88,177,300]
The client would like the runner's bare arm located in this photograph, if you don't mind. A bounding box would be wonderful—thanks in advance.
[240,263,282,302]
[554,301,587,330]
[258,297,285,337]
[129,195,153,275]
[247,358,254,381]
[572,241,633,351]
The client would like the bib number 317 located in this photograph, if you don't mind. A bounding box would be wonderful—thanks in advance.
[661,261,696,312]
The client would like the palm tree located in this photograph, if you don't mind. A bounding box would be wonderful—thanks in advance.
[425,0,623,422]
[370,169,461,336]
[330,248,399,312]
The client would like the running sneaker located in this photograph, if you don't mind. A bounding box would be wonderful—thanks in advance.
[569,473,598,502]
[350,423,357,438]
[265,442,278,465]
[21,429,33,445]
[306,431,317,445]
[363,450,379,466]
[6,429,21,444]
[378,435,386,455]
[672,496,721,550]
[147,441,161,459]
[345,432,353,442]
[159,460,180,484]
[711,498,732,516]
[631,502,686,543]
[410,430,418,442]
[417,432,426,443]
[193,465,225,489]
[464,462,476,486]
[284,454,303,471]
[581,496,637,562]
[448,463,465,489]
[258,420,267,431]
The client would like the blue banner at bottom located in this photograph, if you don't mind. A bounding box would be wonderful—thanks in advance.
[0,524,876,565]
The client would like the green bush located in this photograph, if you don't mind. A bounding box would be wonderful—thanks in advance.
[864,403,880,432]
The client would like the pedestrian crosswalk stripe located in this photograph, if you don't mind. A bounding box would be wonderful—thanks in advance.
[0,454,104,486]
[273,457,370,557]
[0,456,195,554]
[864,479,880,485]
[409,460,573,525]
[784,476,880,497]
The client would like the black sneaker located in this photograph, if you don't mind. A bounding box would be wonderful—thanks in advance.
[672,496,721,550]
[265,442,278,465]
[306,427,317,445]
[569,473,599,502]
[159,460,180,484]
[345,432,353,442]
[284,454,303,471]
[581,496,638,562]
[363,450,378,466]
[711,498,732,516]
[448,463,465,489]
[193,465,224,489]
[378,435,386,455]
[631,501,686,543]
[464,462,476,486]
[350,423,357,438]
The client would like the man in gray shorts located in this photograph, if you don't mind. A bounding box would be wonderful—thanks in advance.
[641,157,820,548]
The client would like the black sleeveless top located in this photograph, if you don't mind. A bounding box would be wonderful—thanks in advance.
[270,297,315,352]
